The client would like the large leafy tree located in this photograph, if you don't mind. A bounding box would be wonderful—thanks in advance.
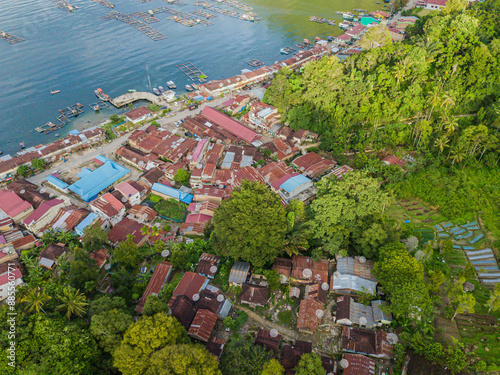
[309,171,392,256]
[146,344,221,375]
[294,353,326,375]
[82,223,109,252]
[113,313,188,375]
[211,180,287,267]
[262,359,285,375]
[111,234,140,269]
[220,336,273,375]
[68,248,99,292]
[90,305,133,353]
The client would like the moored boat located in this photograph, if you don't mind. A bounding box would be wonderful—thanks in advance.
[19,142,25,149]
[185,84,194,91]
[153,88,161,95]
[159,86,166,93]
[51,90,61,95]
[94,88,111,101]
[167,80,176,89]
[129,89,137,93]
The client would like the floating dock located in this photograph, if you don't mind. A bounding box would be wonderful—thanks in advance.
[130,11,160,23]
[101,11,167,41]
[191,9,216,18]
[92,0,115,8]
[176,62,207,82]
[89,101,109,111]
[49,0,79,12]
[280,46,295,55]
[0,31,24,44]
[246,58,264,67]
[309,16,335,25]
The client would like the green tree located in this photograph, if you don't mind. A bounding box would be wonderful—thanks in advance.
[263,269,281,292]
[448,278,476,320]
[294,353,326,375]
[69,248,99,292]
[55,286,88,320]
[486,283,500,313]
[82,223,109,252]
[262,359,285,375]
[220,336,273,375]
[17,165,29,177]
[112,234,140,269]
[142,295,169,316]
[309,171,392,256]
[31,158,47,170]
[20,287,51,314]
[90,307,134,353]
[113,313,188,375]
[360,25,392,49]
[211,181,287,267]
[173,168,191,185]
[146,344,221,375]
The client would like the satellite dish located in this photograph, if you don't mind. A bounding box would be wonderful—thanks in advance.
[196,164,202,169]
[218,184,224,189]
[40,188,46,193]
[142,213,148,219]
[359,316,368,326]
[132,158,137,162]
[192,293,200,302]
[387,333,399,345]
[321,282,329,291]
[38,232,44,237]
[340,359,349,369]
[303,268,312,278]
[217,294,224,302]
[138,217,144,224]
[227,178,233,184]
[216,180,221,185]
[359,256,367,263]
[334,271,341,278]
[122,197,128,203]
[270,329,279,338]
[49,193,54,198]
[315,309,324,319]
[300,166,305,171]
[161,250,170,257]
[210,266,218,274]
[104,264,111,270]
[186,155,192,160]
[20,189,25,194]
[127,214,134,219]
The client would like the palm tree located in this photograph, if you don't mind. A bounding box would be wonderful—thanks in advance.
[449,147,466,165]
[21,287,51,314]
[444,116,458,136]
[141,225,151,237]
[56,287,88,320]
[41,228,58,245]
[434,136,449,156]
[56,230,78,245]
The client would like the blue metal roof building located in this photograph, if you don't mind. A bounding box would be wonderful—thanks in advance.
[68,157,130,202]
[280,174,312,193]
[45,175,69,191]
[74,212,98,236]
[151,183,193,204]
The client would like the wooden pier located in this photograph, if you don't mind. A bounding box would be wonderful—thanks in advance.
[110,92,170,108]
[0,31,24,45]
[246,58,264,67]
[92,0,115,8]
[177,62,207,82]
[100,11,166,41]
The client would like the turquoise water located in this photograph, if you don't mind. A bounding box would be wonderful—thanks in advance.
[0,0,386,155]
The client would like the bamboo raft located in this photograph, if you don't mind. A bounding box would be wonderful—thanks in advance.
[100,11,167,41]
[92,0,115,8]
[0,31,24,44]
[191,9,216,19]
[177,62,207,82]
[193,1,259,21]
[246,58,264,67]
[152,7,212,27]
[49,0,79,12]
[130,11,160,23]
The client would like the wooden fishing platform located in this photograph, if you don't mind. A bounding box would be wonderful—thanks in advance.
[152,7,212,27]
[280,46,295,54]
[100,11,167,41]
[191,9,216,19]
[137,0,152,3]
[49,0,79,12]
[110,92,169,108]
[130,11,160,23]
[59,103,84,118]
[246,58,264,67]
[92,0,115,8]
[0,31,24,44]
[89,101,109,111]
[176,62,207,82]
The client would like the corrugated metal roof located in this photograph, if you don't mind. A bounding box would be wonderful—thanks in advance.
[331,274,377,294]
[229,261,250,284]
[280,174,311,193]
[151,183,193,204]
[45,175,69,190]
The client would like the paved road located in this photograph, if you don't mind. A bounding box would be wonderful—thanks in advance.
[26,95,231,186]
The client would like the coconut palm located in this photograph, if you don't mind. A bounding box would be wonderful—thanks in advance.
[21,287,51,314]
[41,228,58,245]
[56,287,88,320]
[56,230,78,245]
[449,147,466,165]
[444,116,458,136]
[434,136,449,156]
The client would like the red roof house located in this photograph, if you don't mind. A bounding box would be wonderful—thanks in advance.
[136,261,173,313]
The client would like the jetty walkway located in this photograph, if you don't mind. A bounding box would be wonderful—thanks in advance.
[110,92,170,107]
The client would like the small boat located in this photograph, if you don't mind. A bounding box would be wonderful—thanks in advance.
[55,134,59,137]
[314,36,321,41]
[19,142,25,149]
[153,88,161,96]
[327,35,334,41]
[129,89,137,93]
[167,80,176,89]
[185,84,194,92]
[0,150,3,155]
[191,83,199,90]
[90,103,101,111]
[51,90,61,95]
[94,88,111,101]
[158,86,166,93]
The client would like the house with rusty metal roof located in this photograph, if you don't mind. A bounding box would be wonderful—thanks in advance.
[336,256,377,282]
[172,272,208,301]
[207,337,226,361]
[136,261,172,314]
[291,255,329,285]
[188,309,218,342]
[107,217,149,246]
[297,299,323,334]
[272,258,293,281]
[196,253,221,279]
[291,152,336,178]
[343,354,375,375]
[304,283,327,305]
[229,261,250,285]
[281,340,312,374]
[39,243,67,269]
[254,329,281,357]
[341,326,394,358]
[169,295,197,330]
[239,283,270,308]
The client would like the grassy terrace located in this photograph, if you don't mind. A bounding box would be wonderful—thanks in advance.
[147,195,188,221]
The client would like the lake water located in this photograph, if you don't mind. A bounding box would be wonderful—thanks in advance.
[0,0,386,155]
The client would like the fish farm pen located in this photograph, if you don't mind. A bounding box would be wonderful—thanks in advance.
[49,0,79,12]
[280,46,295,55]
[130,11,160,23]
[152,7,213,27]
[59,103,84,118]
[191,9,216,19]
[137,0,152,3]
[309,16,335,25]
[246,58,264,67]
[207,0,253,11]
[162,0,187,5]
[89,101,109,111]
[100,11,167,41]
[92,0,115,8]
[193,1,259,21]
[0,31,24,44]
[177,62,207,82]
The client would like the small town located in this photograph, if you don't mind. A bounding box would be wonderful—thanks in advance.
[1,0,500,374]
